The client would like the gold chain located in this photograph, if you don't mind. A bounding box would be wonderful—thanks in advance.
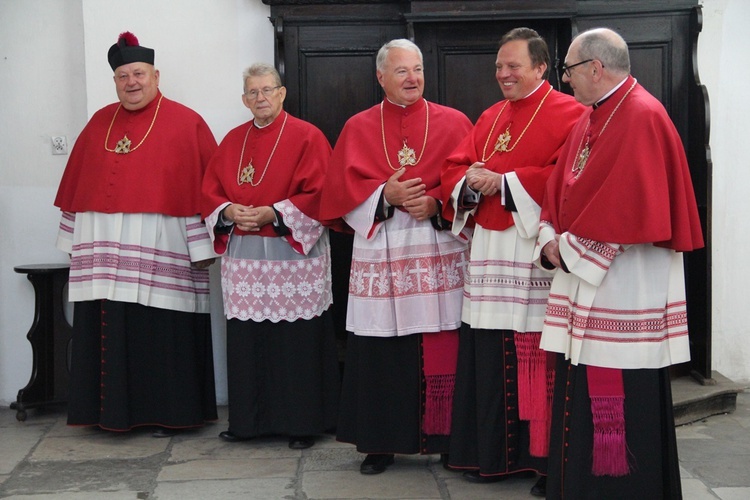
[381,99,429,171]
[104,94,164,154]
[481,86,552,162]
[236,112,288,186]
[572,79,637,177]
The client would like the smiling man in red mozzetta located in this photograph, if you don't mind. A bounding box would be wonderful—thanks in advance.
[54,32,218,437]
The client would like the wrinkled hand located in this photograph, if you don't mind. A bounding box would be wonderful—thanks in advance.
[224,203,276,232]
[192,258,215,269]
[383,168,426,206]
[542,234,562,269]
[465,162,502,197]
[403,195,438,221]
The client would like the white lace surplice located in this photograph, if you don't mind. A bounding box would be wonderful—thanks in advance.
[207,199,332,323]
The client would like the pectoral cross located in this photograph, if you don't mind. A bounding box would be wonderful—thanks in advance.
[494,128,511,153]
[574,144,590,176]
[115,136,132,154]
[239,162,255,184]
[398,142,417,167]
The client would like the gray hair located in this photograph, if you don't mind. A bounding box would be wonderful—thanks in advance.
[242,63,282,92]
[575,28,630,76]
[376,39,423,72]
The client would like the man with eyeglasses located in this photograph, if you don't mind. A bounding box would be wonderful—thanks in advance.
[54,32,219,437]
[561,58,594,78]
[319,39,472,475]
[536,28,703,499]
[439,27,585,496]
[202,63,340,450]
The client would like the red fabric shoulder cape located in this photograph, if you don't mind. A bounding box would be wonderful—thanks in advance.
[542,77,704,251]
[54,92,217,217]
[319,98,472,229]
[201,112,332,238]
[441,82,585,231]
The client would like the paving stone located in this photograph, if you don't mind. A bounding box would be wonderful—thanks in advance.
[157,458,298,482]
[0,408,64,428]
[0,388,748,499]
[0,456,162,496]
[676,423,716,439]
[169,437,299,462]
[712,486,750,500]
[444,475,537,500]
[302,469,440,499]
[154,478,294,500]
[302,447,363,471]
[680,465,695,478]
[30,433,169,461]
[680,478,720,500]
[0,424,47,474]
[2,492,141,499]
[680,458,750,488]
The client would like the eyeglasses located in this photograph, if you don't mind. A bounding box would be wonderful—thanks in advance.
[244,86,281,100]
[561,59,593,77]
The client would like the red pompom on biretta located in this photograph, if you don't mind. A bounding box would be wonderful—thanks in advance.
[117,31,140,47]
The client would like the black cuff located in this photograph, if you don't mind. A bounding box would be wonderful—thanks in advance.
[374,191,396,222]
[271,208,290,236]
[458,180,478,210]
[430,199,451,231]
[215,208,234,234]
[504,176,517,212]
[540,254,556,270]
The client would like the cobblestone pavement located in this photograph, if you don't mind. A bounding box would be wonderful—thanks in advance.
[0,391,748,499]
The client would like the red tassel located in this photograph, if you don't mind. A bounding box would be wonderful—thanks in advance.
[515,332,552,457]
[421,331,459,436]
[529,418,549,457]
[515,333,546,420]
[591,396,629,476]
[423,374,454,435]
[588,366,629,476]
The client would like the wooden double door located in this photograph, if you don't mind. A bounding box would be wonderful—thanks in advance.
[263,0,711,381]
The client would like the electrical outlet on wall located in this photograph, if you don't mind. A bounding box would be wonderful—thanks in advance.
[52,136,68,155]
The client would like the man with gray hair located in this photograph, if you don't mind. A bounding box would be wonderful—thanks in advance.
[536,28,703,498]
[320,39,472,474]
[202,63,340,450]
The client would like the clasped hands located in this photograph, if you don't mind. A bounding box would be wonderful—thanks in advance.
[224,203,276,232]
[383,168,437,221]
[465,161,502,197]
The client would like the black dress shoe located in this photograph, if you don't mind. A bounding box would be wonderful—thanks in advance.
[530,475,546,497]
[289,436,315,449]
[462,470,507,483]
[360,454,395,475]
[152,428,179,438]
[218,430,252,442]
